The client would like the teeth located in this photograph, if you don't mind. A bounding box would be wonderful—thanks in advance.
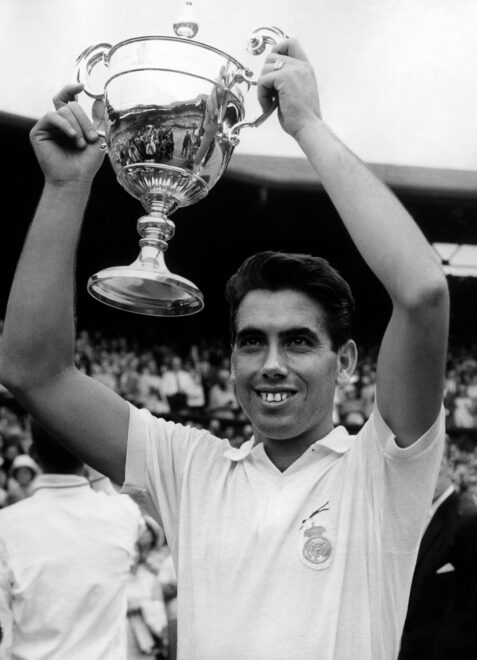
[259,392,292,402]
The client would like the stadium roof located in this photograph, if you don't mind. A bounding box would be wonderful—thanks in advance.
[2,0,477,192]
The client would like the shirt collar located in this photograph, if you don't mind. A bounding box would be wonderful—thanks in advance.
[223,425,352,462]
[429,484,456,519]
[223,438,256,462]
[314,425,353,454]
[31,474,91,493]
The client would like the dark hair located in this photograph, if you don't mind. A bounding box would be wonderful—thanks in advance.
[30,419,84,474]
[225,251,355,351]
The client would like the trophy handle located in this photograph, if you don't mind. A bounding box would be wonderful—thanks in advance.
[75,43,112,140]
[225,26,288,145]
[75,43,112,98]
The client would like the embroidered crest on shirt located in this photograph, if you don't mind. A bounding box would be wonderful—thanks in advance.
[298,501,333,569]
[302,524,332,564]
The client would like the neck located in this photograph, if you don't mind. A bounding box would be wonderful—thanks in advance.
[261,421,334,472]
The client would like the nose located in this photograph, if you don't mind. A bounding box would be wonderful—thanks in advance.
[261,344,288,379]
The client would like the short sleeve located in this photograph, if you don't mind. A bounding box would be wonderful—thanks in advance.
[357,404,445,552]
[121,403,224,553]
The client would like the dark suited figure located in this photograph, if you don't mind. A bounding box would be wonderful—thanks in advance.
[399,442,477,659]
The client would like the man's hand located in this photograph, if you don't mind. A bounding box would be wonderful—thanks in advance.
[30,83,105,188]
[257,38,322,140]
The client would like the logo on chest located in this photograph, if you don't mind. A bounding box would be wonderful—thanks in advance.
[302,524,332,564]
[299,501,334,570]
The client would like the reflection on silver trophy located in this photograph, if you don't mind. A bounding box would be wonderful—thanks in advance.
[75,26,286,316]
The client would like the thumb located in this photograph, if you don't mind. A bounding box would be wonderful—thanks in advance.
[53,83,85,110]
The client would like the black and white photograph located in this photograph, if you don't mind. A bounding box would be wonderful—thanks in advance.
[0,1,476,658]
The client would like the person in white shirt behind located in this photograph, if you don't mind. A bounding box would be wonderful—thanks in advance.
[161,357,196,414]
[0,420,143,660]
[207,367,239,421]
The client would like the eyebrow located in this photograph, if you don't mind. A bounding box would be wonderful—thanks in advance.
[236,326,321,342]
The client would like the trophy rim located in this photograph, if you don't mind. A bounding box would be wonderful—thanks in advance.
[107,35,246,70]
[104,67,246,110]
[87,266,204,317]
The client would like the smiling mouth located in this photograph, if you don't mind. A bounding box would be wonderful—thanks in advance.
[255,390,296,404]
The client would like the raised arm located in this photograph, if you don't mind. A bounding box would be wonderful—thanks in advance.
[0,85,129,483]
[258,39,449,447]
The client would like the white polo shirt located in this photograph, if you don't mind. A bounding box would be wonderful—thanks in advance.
[0,475,143,660]
[122,403,444,660]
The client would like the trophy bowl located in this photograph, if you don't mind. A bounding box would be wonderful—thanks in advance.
[76,27,286,316]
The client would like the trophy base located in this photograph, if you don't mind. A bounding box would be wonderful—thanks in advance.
[87,265,204,317]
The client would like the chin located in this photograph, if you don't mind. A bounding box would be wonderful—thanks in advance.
[254,417,304,442]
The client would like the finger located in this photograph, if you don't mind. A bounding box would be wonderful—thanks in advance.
[271,37,309,62]
[261,54,295,76]
[53,83,85,110]
[57,105,88,148]
[61,102,98,144]
[256,71,278,114]
[35,111,80,142]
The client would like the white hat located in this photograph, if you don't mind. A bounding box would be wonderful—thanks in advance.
[11,454,41,475]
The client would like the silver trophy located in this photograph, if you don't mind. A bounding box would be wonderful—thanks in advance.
[75,26,286,316]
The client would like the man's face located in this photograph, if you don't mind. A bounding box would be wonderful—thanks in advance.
[14,467,34,488]
[231,289,341,446]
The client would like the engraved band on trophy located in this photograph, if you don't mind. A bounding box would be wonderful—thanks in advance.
[75,26,287,316]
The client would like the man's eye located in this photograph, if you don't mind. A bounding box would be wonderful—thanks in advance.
[238,337,262,348]
[288,337,310,347]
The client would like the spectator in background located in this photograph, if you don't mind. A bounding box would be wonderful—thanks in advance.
[399,442,477,659]
[136,364,170,415]
[183,359,206,415]
[1,443,20,475]
[337,383,366,428]
[158,551,178,660]
[119,355,141,404]
[467,374,477,426]
[360,370,376,419]
[161,357,196,414]
[127,518,169,659]
[6,454,40,505]
[453,384,475,429]
[207,368,239,421]
[0,420,143,660]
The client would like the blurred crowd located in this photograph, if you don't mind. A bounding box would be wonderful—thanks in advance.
[1,329,477,507]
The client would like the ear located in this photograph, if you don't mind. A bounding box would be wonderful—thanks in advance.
[336,340,358,387]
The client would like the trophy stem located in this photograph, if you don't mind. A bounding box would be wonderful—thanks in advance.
[87,203,203,316]
[136,212,175,269]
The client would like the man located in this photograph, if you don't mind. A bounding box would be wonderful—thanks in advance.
[399,442,477,659]
[5,453,40,504]
[161,356,196,413]
[0,421,143,659]
[0,38,449,659]
[207,367,239,420]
